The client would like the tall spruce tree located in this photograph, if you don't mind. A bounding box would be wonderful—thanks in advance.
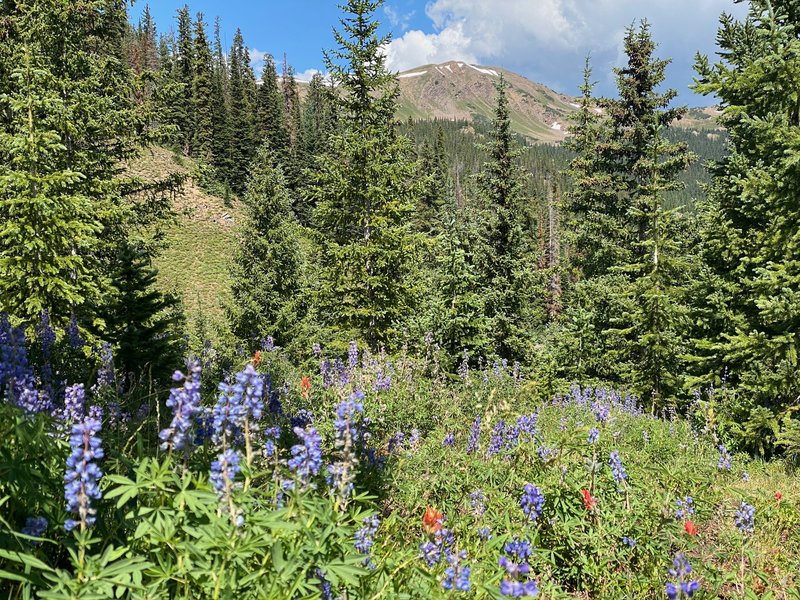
[0,49,104,322]
[308,0,421,349]
[255,54,289,164]
[297,72,336,223]
[174,5,194,154]
[191,13,214,162]
[230,144,302,348]
[477,75,542,361]
[603,22,695,408]
[691,0,800,450]
[210,17,232,185]
[226,28,257,193]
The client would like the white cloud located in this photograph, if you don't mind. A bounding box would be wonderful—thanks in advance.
[386,0,748,103]
[249,48,268,64]
[386,21,476,72]
[295,68,329,83]
[384,4,415,32]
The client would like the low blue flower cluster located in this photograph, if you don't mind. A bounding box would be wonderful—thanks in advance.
[717,444,732,470]
[735,502,755,534]
[609,450,628,487]
[665,553,700,599]
[354,514,380,568]
[442,549,471,592]
[520,484,544,522]
[64,411,104,532]
[288,426,322,484]
[159,360,202,452]
[675,496,694,520]
[499,538,538,597]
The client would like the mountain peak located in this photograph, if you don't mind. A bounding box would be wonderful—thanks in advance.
[395,62,576,141]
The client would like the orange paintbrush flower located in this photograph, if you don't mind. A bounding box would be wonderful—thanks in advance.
[300,376,311,400]
[252,350,263,367]
[775,491,783,502]
[684,520,698,536]
[581,489,596,511]
[423,506,443,534]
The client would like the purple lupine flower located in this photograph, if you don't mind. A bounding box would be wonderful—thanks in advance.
[211,376,248,446]
[64,413,104,531]
[443,431,455,447]
[592,400,610,424]
[95,342,115,390]
[466,415,481,454]
[408,428,421,449]
[717,444,732,470]
[210,448,241,497]
[504,425,520,454]
[666,553,700,599]
[477,526,492,540]
[516,413,538,438]
[159,361,202,452]
[499,538,537,596]
[488,420,505,456]
[588,427,600,444]
[262,336,275,352]
[420,540,442,567]
[312,343,322,358]
[520,484,544,521]
[66,314,84,350]
[675,497,694,521]
[622,536,636,547]
[328,392,364,500]
[15,379,52,415]
[63,384,85,424]
[373,368,392,391]
[537,445,557,463]
[348,340,359,370]
[469,490,486,516]
[21,516,48,543]
[609,450,627,487]
[236,363,264,423]
[263,426,281,458]
[442,549,470,592]
[735,502,755,534]
[388,431,405,453]
[291,409,314,429]
[741,471,749,482]
[354,515,380,568]
[500,580,539,597]
[458,350,469,381]
[288,426,322,484]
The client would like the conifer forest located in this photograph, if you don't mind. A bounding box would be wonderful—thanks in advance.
[2,0,800,597]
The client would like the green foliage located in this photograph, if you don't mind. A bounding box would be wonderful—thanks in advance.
[191,13,214,162]
[230,145,303,351]
[477,76,545,361]
[308,0,423,350]
[690,0,800,445]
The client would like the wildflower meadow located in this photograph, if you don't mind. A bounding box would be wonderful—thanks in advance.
[1,320,798,598]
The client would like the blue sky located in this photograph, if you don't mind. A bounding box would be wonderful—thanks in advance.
[131,0,748,106]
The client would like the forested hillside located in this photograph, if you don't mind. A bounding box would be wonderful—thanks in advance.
[0,0,799,598]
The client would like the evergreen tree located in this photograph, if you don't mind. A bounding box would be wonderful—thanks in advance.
[691,0,800,445]
[210,17,232,186]
[230,144,302,348]
[255,54,289,164]
[174,4,194,154]
[297,72,336,223]
[226,28,257,193]
[477,75,542,361]
[98,243,184,386]
[416,125,449,231]
[603,22,695,408]
[563,59,628,279]
[0,49,104,322]
[308,0,422,349]
[191,13,214,162]
[431,198,490,365]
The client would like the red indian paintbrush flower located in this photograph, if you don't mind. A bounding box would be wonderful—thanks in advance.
[252,350,263,368]
[684,520,698,536]
[300,376,311,400]
[581,489,596,511]
[423,506,443,534]
[775,491,783,501]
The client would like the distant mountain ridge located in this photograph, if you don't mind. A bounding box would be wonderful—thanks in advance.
[393,61,723,142]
